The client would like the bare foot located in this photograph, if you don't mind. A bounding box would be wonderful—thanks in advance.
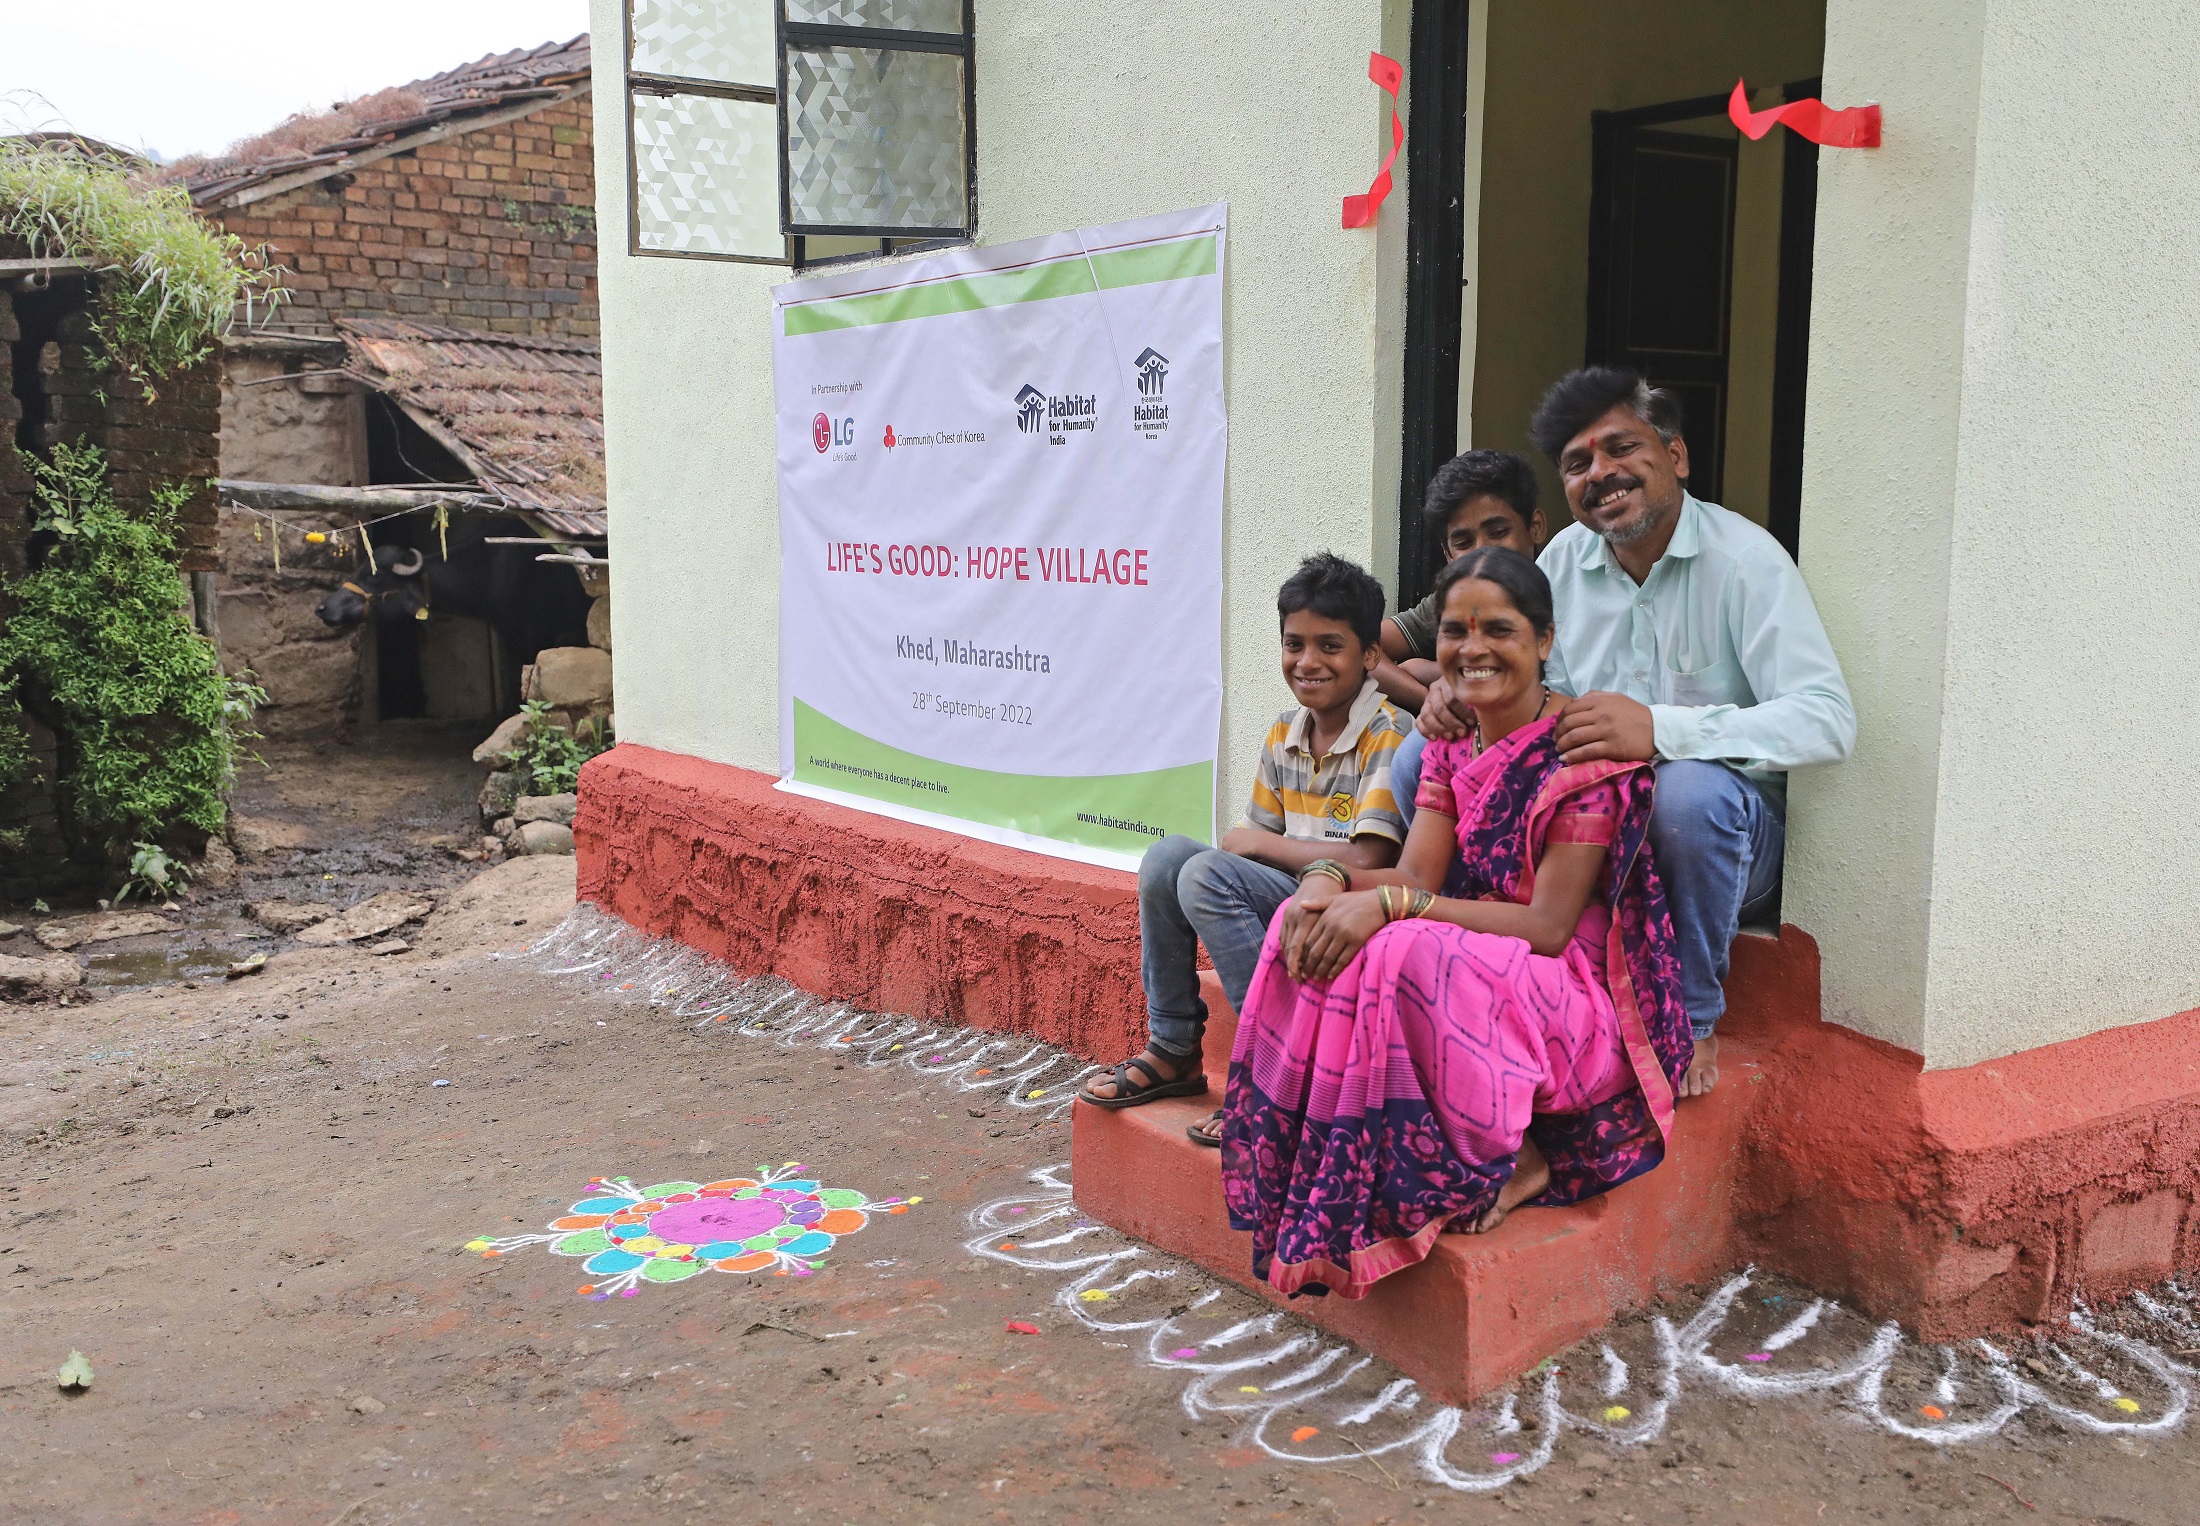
[1681,1033,1719,1098]
[1467,1134,1550,1234]
[1080,1046,1199,1103]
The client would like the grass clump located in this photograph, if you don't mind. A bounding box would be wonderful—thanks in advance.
[0,139,285,391]
[0,443,263,860]
[503,699,614,796]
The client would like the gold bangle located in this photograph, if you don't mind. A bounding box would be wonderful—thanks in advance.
[1377,884,1397,921]
[1299,858,1350,890]
[1410,888,1436,920]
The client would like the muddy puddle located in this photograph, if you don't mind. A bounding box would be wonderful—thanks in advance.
[6,720,495,994]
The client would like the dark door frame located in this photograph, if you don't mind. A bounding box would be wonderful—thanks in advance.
[1394,0,1473,611]
[1766,77,1821,561]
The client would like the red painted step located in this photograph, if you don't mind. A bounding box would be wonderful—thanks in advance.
[1072,963,1772,1405]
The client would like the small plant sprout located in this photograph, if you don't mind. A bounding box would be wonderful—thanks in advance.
[117,842,191,903]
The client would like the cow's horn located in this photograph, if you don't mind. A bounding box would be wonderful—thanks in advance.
[390,546,425,577]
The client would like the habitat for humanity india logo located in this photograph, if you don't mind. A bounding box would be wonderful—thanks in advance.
[1014,382,1095,443]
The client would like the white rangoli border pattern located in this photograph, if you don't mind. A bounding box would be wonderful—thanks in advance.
[517,906,2198,1494]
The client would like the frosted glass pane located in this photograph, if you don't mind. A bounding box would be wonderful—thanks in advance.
[631,92,783,258]
[630,0,775,87]
[785,46,966,231]
[785,0,963,32]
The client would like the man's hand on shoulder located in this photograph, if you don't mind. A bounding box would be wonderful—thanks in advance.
[1415,673,1475,741]
[1554,692,1656,764]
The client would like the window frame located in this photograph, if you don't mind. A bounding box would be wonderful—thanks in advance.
[623,0,792,265]
[774,0,977,249]
[619,1,979,269]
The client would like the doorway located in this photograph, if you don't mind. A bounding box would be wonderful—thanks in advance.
[1395,0,1827,601]
[1587,97,1739,505]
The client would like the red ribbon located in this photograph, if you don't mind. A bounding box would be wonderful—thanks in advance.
[1728,78,1880,148]
[1343,52,1405,228]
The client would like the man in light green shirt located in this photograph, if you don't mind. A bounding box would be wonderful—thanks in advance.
[1411,369,1855,1098]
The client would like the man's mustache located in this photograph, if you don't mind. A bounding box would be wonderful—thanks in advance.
[1583,475,1645,511]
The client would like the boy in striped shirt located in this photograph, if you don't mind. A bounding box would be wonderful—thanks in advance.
[1081,553,1407,1120]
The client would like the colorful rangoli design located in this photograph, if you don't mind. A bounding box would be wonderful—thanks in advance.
[465,1162,915,1299]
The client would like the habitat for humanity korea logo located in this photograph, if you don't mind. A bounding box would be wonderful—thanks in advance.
[1133,346,1169,437]
[1014,382,1096,443]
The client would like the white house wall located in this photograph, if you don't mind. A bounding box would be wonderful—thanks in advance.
[1794,0,2200,1067]
[589,0,1410,831]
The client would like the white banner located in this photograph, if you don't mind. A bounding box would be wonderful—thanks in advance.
[773,205,1227,870]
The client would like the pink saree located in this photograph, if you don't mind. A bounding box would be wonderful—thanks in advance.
[1219,714,1689,1299]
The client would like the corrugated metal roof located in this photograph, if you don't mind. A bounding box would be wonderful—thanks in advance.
[337,318,606,538]
[181,36,592,206]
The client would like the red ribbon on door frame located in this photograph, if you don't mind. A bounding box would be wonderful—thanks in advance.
[1728,78,1881,148]
[1343,52,1405,228]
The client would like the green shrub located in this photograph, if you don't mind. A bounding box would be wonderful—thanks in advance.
[503,700,615,796]
[0,139,286,393]
[0,444,263,856]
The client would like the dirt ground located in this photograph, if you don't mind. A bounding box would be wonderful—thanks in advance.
[3,736,2198,1524]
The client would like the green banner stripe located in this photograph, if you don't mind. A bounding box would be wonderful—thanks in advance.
[791,699,1211,856]
[782,234,1218,336]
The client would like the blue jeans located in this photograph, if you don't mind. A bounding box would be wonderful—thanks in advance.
[1393,727,1430,829]
[1139,834,1297,1059]
[1650,761,1785,1041]
[1389,735,1780,1042]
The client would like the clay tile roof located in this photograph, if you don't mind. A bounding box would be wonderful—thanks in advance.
[337,318,606,539]
[175,35,591,206]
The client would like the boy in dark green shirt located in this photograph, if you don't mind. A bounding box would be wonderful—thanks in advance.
[1373,449,1546,713]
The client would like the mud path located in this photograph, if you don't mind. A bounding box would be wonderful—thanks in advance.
[3,722,489,992]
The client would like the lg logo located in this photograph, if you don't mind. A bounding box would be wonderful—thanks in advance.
[812,412,856,452]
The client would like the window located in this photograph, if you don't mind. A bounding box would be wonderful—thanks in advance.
[624,0,974,266]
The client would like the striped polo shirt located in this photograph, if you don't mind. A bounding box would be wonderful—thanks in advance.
[1241,678,1408,844]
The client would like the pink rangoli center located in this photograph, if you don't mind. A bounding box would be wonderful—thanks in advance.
[647,1197,783,1245]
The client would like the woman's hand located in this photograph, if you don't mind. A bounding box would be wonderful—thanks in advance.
[1290,890,1388,983]
[1278,878,1340,972]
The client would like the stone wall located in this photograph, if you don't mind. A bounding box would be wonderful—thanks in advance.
[213,504,365,736]
[0,266,223,888]
[31,308,222,573]
[213,334,368,735]
[206,94,597,340]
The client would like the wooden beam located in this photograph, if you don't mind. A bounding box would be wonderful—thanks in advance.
[217,479,501,512]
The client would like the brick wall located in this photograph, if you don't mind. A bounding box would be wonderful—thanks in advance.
[207,94,598,339]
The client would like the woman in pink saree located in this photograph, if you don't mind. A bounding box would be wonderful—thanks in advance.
[1220,547,1691,1299]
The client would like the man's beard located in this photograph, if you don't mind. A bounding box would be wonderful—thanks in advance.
[1592,482,1678,547]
